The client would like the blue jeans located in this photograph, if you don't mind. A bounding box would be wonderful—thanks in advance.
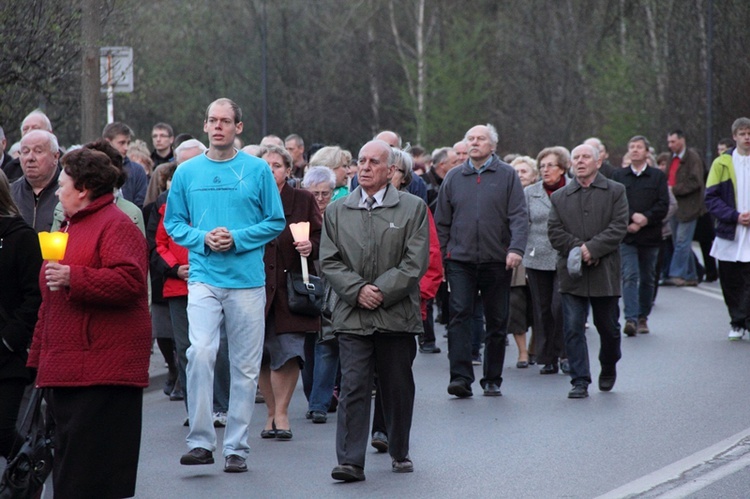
[168,296,231,413]
[620,243,659,322]
[668,218,697,280]
[446,261,511,388]
[561,294,621,386]
[302,335,339,413]
[185,283,265,459]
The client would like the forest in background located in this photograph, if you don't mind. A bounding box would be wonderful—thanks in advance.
[1,0,748,161]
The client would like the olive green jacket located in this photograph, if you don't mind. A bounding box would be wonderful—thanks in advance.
[320,184,429,335]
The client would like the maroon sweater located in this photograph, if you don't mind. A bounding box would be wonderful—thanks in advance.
[28,194,152,388]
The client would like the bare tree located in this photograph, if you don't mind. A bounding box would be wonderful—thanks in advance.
[388,0,434,144]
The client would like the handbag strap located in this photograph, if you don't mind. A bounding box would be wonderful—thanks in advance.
[19,388,45,432]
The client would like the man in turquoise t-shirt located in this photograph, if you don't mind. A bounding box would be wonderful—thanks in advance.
[165,98,285,473]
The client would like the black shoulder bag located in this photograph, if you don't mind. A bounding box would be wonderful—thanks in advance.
[0,388,54,499]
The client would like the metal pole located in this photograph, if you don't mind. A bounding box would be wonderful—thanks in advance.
[705,0,714,164]
[107,53,115,124]
[261,0,268,137]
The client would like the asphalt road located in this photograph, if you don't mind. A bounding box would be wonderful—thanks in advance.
[10,280,750,498]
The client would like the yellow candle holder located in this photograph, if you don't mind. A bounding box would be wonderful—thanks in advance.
[38,231,69,291]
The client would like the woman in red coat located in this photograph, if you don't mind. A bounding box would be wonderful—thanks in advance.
[28,148,151,498]
[258,145,322,440]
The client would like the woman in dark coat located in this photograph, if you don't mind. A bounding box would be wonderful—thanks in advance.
[27,149,151,498]
[0,170,42,460]
[258,145,322,440]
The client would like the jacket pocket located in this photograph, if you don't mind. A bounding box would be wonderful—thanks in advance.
[80,313,92,350]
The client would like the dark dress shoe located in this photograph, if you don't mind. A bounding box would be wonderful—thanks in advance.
[516,360,529,368]
[180,447,214,465]
[540,363,559,375]
[599,365,617,392]
[483,382,502,396]
[224,454,247,473]
[163,377,176,396]
[260,429,276,438]
[332,464,366,482]
[528,354,536,365]
[447,380,473,398]
[568,384,589,399]
[169,387,185,401]
[419,343,441,354]
[392,457,414,473]
[560,358,571,374]
[275,428,293,440]
[371,431,389,452]
[311,411,327,424]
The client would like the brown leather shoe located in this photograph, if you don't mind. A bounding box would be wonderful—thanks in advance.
[180,447,214,465]
[637,317,650,334]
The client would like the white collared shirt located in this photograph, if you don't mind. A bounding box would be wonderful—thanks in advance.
[359,186,387,209]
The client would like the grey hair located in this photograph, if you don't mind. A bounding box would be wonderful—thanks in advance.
[175,139,207,163]
[575,143,600,161]
[284,133,304,148]
[260,144,293,170]
[20,110,52,134]
[486,124,499,145]
[465,124,499,145]
[302,165,336,190]
[22,130,59,154]
[431,147,451,166]
[393,148,413,189]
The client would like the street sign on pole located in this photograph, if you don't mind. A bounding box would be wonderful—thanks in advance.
[100,47,133,123]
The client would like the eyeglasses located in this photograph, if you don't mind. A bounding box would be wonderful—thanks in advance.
[310,190,332,199]
[539,164,561,170]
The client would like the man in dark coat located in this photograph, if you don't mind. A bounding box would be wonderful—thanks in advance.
[612,136,669,336]
[548,143,629,399]
[434,124,528,398]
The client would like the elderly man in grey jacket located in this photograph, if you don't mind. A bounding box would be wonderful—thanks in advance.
[321,139,429,482]
[434,124,528,398]
[548,144,629,399]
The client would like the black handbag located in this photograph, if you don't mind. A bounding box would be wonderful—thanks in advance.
[286,271,325,317]
[0,388,54,499]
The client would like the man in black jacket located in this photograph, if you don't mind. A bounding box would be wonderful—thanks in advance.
[612,136,669,336]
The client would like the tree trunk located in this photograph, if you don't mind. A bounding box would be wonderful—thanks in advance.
[367,0,380,135]
[415,0,425,144]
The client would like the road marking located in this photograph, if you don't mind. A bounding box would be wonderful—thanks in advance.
[682,286,723,300]
[596,427,750,498]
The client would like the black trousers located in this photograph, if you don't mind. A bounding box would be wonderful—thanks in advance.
[718,260,750,330]
[0,379,26,458]
[48,385,143,499]
[526,268,565,365]
[336,333,416,468]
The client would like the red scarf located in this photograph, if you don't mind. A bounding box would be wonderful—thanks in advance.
[543,177,566,196]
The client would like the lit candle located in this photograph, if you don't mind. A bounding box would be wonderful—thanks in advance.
[288,222,311,282]
[38,231,69,290]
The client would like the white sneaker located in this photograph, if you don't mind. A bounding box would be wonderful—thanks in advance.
[728,328,745,341]
[213,411,227,428]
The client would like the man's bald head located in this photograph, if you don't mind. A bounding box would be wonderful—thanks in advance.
[374,131,401,149]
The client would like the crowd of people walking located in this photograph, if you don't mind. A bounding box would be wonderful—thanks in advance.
[1,102,749,495]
